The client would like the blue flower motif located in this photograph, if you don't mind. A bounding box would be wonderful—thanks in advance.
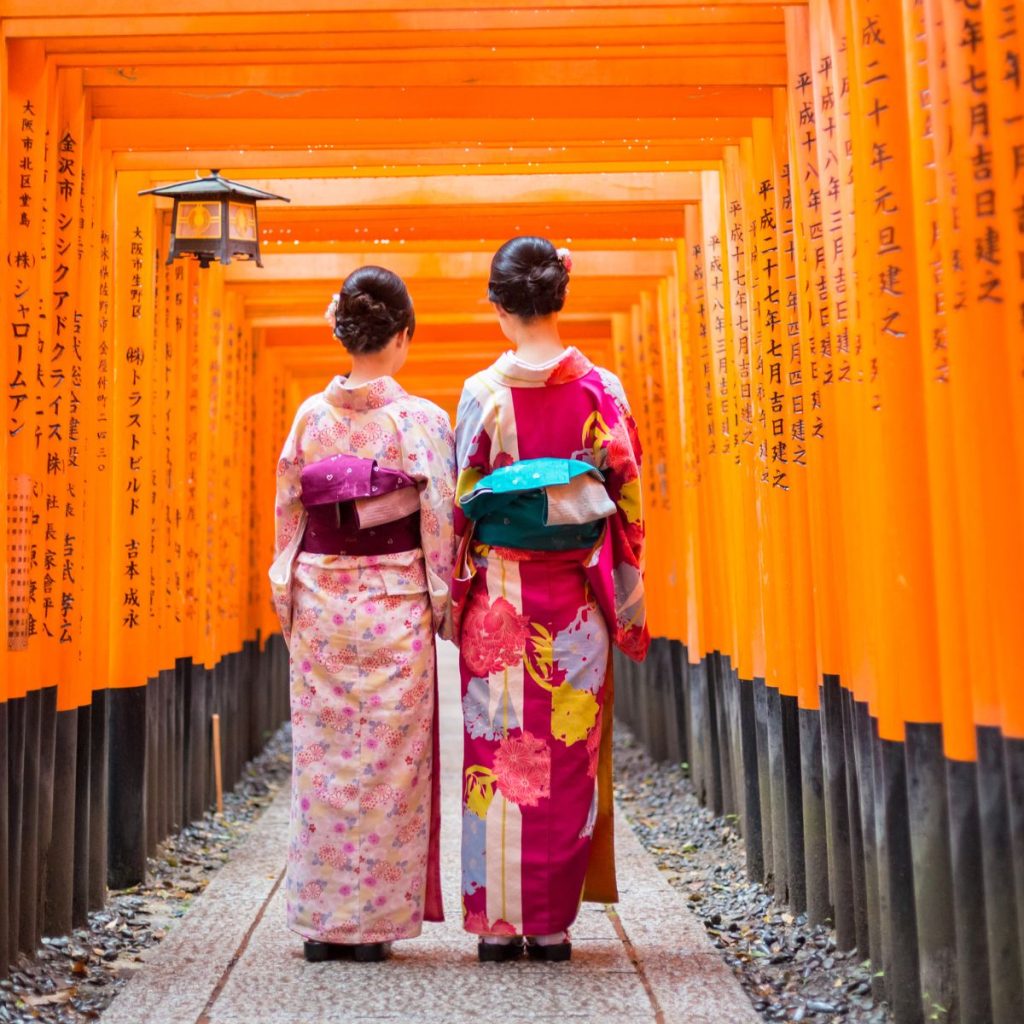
[553,607,609,693]
[462,676,519,740]
[462,808,487,895]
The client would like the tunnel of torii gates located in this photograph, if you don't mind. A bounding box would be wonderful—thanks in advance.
[1,0,1023,1021]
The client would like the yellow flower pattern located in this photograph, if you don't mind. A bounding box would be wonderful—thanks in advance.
[581,410,614,463]
[464,764,498,819]
[617,477,643,525]
[524,621,601,747]
[550,682,600,746]
[525,623,555,689]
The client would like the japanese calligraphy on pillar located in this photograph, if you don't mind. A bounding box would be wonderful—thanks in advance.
[49,123,83,648]
[95,229,112,471]
[917,0,951,385]
[979,3,1023,365]
[183,266,200,639]
[643,291,669,512]
[750,123,788,489]
[166,261,188,642]
[811,2,854,392]
[684,205,713,464]
[724,148,752,460]
[787,33,832,446]
[773,118,806,477]
[6,477,32,652]
[851,4,921,381]
[8,100,36,446]
[700,172,730,458]
[940,2,1004,313]
[125,228,147,631]
[111,176,157,686]
[6,60,43,651]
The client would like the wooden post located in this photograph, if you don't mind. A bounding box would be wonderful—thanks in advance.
[212,713,224,815]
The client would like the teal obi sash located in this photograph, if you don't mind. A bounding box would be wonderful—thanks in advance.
[459,457,612,551]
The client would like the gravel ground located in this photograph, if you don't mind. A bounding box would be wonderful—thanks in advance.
[0,726,292,1024]
[612,721,894,1024]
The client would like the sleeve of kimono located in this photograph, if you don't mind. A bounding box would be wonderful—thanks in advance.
[402,401,457,639]
[594,369,650,661]
[446,382,496,646]
[453,379,492,542]
[270,396,317,645]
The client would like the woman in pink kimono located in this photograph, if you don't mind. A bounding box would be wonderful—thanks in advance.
[271,267,456,963]
[452,237,649,963]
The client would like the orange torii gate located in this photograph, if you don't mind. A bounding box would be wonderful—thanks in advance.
[2,4,1024,1024]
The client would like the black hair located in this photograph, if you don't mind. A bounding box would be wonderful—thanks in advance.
[333,265,415,355]
[486,236,569,319]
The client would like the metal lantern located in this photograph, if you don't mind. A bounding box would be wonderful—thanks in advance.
[139,170,289,268]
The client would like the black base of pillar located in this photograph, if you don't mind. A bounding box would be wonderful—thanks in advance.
[173,658,188,832]
[739,677,763,882]
[185,660,207,823]
[667,640,689,766]
[780,693,805,913]
[643,638,670,762]
[767,686,788,900]
[688,657,713,808]
[977,726,1024,1024]
[72,704,92,926]
[799,706,830,925]
[107,685,148,889]
[853,699,881,979]
[753,678,774,889]
[821,675,855,949]
[1005,738,1024,993]
[7,695,26,960]
[20,688,42,953]
[44,708,78,937]
[88,688,108,911]
[876,737,922,1024]
[947,757,993,1024]
[904,723,956,1021]
[712,655,737,817]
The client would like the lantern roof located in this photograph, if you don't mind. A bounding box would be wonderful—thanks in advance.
[139,170,289,203]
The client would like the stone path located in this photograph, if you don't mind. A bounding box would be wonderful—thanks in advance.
[99,642,760,1024]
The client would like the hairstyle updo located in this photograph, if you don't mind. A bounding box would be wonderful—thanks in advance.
[332,266,415,355]
[487,236,569,319]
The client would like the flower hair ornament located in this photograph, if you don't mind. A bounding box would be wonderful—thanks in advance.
[556,247,573,272]
[324,292,340,324]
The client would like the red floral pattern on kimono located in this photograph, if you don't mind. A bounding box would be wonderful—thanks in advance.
[460,595,531,677]
[453,347,648,938]
[273,374,455,944]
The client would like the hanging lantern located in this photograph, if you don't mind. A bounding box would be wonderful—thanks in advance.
[138,170,289,268]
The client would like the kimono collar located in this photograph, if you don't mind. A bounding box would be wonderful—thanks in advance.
[323,374,406,411]
[487,346,594,388]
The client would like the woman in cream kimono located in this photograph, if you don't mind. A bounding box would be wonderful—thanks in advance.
[271,266,456,962]
[453,237,648,963]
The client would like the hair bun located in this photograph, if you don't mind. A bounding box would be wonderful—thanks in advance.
[487,236,569,319]
[331,266,415,355]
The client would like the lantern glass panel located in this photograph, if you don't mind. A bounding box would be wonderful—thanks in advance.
[176,201,221,240]
[229,201,258,242]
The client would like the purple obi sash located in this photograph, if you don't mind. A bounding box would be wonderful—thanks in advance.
[299,454,421,556]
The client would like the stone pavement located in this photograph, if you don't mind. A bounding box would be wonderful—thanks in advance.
[99,642,760,1024]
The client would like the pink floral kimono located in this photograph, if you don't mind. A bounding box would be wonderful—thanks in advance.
[452,347,648,938]
[272,375,455,945]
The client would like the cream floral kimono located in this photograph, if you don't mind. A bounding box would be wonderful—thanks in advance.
[273,375,456,944]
